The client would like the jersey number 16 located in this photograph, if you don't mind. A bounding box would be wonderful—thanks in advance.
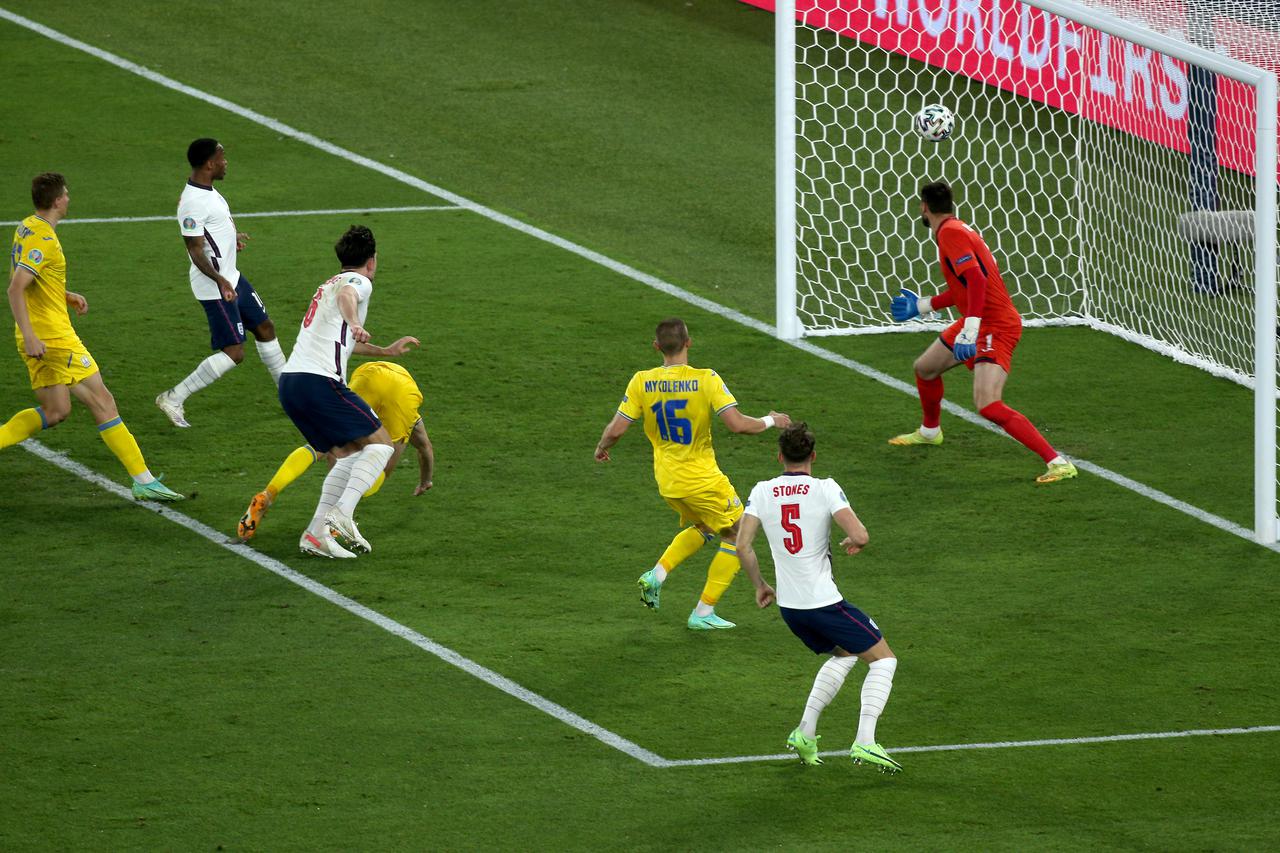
[650,399,692,445]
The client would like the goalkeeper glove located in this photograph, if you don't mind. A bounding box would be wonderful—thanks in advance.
[891,288,932,322]
[952,317,980,361]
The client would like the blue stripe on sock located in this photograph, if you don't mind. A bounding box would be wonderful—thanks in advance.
[699,530,715,542]
[718,546,737,555]
[35,407,48,429]
[97,416,123,432]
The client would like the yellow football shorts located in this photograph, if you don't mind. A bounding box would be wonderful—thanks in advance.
[662,476,744,533]
[21,342,99,389]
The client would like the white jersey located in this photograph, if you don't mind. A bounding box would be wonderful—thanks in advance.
[282,271,372,382]
[744,473,852,610]
[177,180,239,301]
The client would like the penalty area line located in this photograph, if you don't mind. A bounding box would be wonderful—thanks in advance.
[0,205,463,227]
[1,5,1268,553]
[663,724,1280,767]
[20,439,668,768]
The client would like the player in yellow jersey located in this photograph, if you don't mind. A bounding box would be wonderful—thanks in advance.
[594,318,791,629]
[2,173,182,500]
[237,360,433,541]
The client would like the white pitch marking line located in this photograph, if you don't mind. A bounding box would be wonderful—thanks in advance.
[19,439,668,768]
[0,205,462,227]
[0,5,1264,553]
[661,725,1280,767]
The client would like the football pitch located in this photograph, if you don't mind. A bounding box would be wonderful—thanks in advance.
[2,1,1279,849]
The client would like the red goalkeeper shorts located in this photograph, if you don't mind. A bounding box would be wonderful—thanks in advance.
[940,320,1021,373]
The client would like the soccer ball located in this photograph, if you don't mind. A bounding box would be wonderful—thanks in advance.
[914,104,955,142]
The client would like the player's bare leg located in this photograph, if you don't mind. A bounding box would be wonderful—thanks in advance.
[849,639,902,773]
[889,338,959,446]
[972,363,1076,483]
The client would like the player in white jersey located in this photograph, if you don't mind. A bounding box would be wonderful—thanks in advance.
[277,225,418,558]
[155,138,287,428]
[736,422,902,773]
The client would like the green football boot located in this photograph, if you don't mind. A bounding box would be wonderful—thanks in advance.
[687,610,736,630]
[1036,459,1079,484]
[786,728,823,766]
[850,742,902,773]
[887,428,943,447]
[132,476,184,502]
[637,569,662,610]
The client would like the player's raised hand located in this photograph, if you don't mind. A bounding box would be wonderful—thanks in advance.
[236,232,251,251]
[890,287,921,322]
[65,292,88,315]
[768,411,792,430]
[755,583,776,608]
[349,325,371,344]
[839,536,864,555]
[384,336,420,356]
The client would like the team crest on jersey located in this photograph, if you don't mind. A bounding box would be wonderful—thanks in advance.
[80,355,91,367]
[182,216,196,230]
[27,248,43,264]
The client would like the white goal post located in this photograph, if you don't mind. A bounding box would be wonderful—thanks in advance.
[773,0,1278,543]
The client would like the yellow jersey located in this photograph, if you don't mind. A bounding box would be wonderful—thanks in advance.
[617,363,738,498]
[10,215,77,348]
[349,361,424,444]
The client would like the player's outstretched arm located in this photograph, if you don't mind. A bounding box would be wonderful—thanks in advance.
[7,267,44,359]
[354,336,420,357]
[409,418,434,494]
[735,515,775,608]
[832,507,869,555]
[594,413,632,462]
[719,407,791,434]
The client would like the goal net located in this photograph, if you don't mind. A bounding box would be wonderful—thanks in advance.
[767,0,1278,540]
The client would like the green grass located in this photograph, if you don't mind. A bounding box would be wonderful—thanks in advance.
[2,2,1280,850]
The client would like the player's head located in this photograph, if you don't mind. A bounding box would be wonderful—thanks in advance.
[919,180,954,228]
[336,225,377,272]
[187,138,227,180]
[31,172,69,215]
[778,421,816,466]
[654,318,690,357]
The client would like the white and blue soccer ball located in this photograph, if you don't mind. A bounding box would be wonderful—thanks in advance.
[914,104,955,142]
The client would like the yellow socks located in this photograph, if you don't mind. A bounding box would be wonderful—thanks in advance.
[0,407,45,449]
[266,445,319,499]
[363,470,386,498]
[658,526,711,574]
[699,542,741,606]
[97,417,148,478]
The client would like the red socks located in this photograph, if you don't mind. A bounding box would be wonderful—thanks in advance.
[979,401,1056,463]
[916,374,943,429]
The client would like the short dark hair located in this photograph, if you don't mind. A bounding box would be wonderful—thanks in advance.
[655,318,690,355]
[920,180,955,214]
[31,172,67,210]
[187,138,221,169]
[335,225,377,267]
[779,421,816,463]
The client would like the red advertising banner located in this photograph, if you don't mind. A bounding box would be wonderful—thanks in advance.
[744,0,1278,178]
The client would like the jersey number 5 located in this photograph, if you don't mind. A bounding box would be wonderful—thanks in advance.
[302,287,323,328]
[650,399,692,445]
[781,503,803,554]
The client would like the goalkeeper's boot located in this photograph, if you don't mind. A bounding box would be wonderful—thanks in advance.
[786,727,823,766]
[299,530,356,559]
[131,475,184,502]
[850,742,902,774]
[687,610,736,630]
[1036,460,1079,484]
[238,490,273,541]
[154,391,190,428]
[325,507,371,554]
[887,428,943,447]
[637,568,662,610]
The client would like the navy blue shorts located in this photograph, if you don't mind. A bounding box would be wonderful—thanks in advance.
[199,275,270,351]
[780,600,884,655]
[278,372,382,453]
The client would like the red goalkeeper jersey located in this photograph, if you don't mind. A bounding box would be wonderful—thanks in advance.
[932,217,1021,331]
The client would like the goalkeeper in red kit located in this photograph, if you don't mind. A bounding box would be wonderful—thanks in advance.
[887,181,1077,484]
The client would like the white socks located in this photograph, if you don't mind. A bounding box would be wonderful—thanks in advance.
[255,338,287,385]
[855,658,898,746]
[799,655,857,737]
[918,425,941,440]
[308,456,355,536]
[336,444,394,516]
[653,564,669,583]
[171,351,237,402]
